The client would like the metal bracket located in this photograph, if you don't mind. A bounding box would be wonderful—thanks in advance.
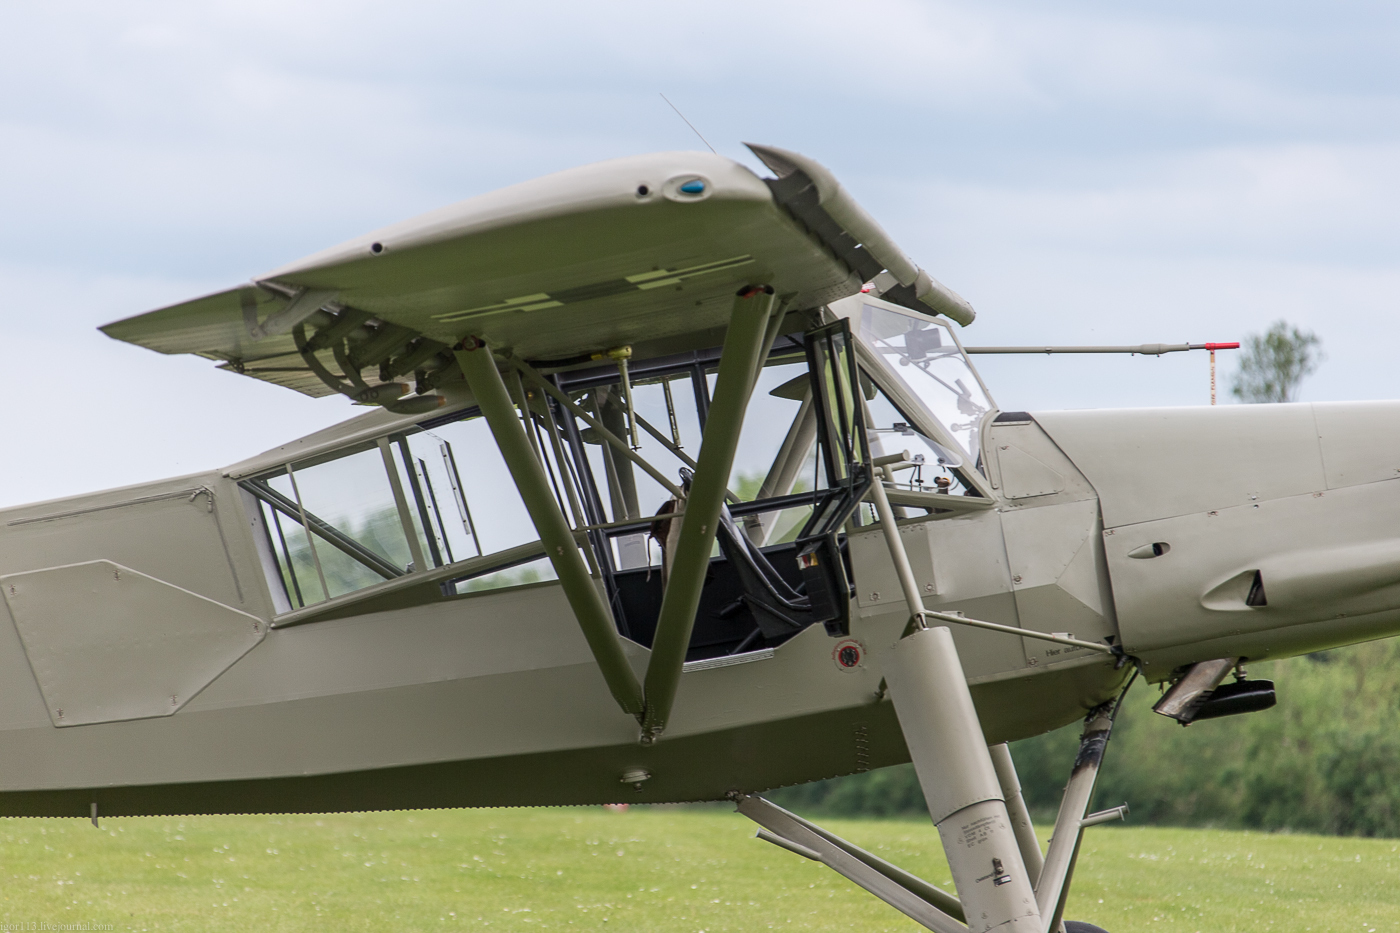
[251,286,338,339]
[1081,805,1129,828]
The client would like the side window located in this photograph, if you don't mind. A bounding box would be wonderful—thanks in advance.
[404,417,536,558]
[245,332,897,616]
[730,360,821,499]
[403,416,559,596]
[728,359,824,548]
[253,446,416,605]
[246,415,562,611]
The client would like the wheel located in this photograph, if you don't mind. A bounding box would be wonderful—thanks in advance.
[1063,923,1111,933]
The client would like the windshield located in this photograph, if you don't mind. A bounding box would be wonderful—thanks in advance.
[862,376,975,495]
[856,302,993,467]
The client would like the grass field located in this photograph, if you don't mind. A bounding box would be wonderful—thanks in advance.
[1,806,1398,932]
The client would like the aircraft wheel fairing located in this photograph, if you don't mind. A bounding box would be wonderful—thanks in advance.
[1063,922,1111,933]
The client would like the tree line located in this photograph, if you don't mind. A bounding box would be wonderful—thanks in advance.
[773,638,1400,837]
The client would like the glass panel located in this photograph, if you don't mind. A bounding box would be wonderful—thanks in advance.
[405,416,540,557]
[576,359,829,565]
[730,360,817,499]
[863,375,974,496]
[575,378,696,569]
[261,450,413,603]
[257,499,310,609]
[403,443,454,565]
[857,303,992,465]
[402,430,487,564]
[741,503,813,547]
[731,390,822,548]
[449,555,558,596]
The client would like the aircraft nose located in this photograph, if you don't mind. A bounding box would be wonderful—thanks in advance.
[1033,400,1400,661]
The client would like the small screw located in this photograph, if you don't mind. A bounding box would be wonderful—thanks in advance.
[870,592,880,602]
[1013,575,1022,583]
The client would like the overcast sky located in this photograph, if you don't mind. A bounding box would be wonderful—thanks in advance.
[2,1,1397,507]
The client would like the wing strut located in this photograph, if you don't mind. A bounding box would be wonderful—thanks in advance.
[454,338,646,718]
[639,285,780,742]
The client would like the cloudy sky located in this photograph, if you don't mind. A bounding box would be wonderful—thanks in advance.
[2,1,1397,506]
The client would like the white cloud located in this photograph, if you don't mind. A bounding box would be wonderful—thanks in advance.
[0,0,1398,505]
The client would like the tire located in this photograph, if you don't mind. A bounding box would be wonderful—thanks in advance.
[1063,923,1111,933]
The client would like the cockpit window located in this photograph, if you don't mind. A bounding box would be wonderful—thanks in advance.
[856,303,993,467]
[862,376,974,496]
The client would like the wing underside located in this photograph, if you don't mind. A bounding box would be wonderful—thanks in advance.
[100,147,971,403]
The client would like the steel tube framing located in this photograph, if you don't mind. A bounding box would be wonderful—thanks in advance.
[736,794,966,933]
[868,477,928,619]
[640,287,776,739]
[455,340,645,717]
[507,357,684,499]
[1036,706,1116,932]
[963,343,1237,356]
[377,437,428,573]
[991,742,1046,888]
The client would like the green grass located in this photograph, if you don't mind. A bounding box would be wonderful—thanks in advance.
[0,807,1397,932]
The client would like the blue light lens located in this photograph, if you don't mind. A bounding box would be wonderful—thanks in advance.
[679,179,706,195]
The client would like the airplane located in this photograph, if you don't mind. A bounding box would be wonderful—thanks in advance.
[0,142,1392,933]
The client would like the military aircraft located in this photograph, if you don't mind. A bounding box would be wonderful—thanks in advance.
[0,143,1391,933]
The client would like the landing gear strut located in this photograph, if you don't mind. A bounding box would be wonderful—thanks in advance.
[738,638,1132,933]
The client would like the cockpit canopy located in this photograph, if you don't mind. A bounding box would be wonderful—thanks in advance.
[232,301,996,661]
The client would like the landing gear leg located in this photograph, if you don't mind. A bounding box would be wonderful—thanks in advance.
[736,681,1129,932]
[737,459,1130,930]
[885,625,1041,932]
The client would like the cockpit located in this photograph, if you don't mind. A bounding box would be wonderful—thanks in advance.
[236,294,997,661]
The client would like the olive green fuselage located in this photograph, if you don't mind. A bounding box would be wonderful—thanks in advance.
[0,396,1395,818]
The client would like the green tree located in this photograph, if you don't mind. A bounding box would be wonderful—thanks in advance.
[770,639,1400,838]
[1230,320,1323,403]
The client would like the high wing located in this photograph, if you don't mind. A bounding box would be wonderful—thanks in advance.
[100,145,975,401]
